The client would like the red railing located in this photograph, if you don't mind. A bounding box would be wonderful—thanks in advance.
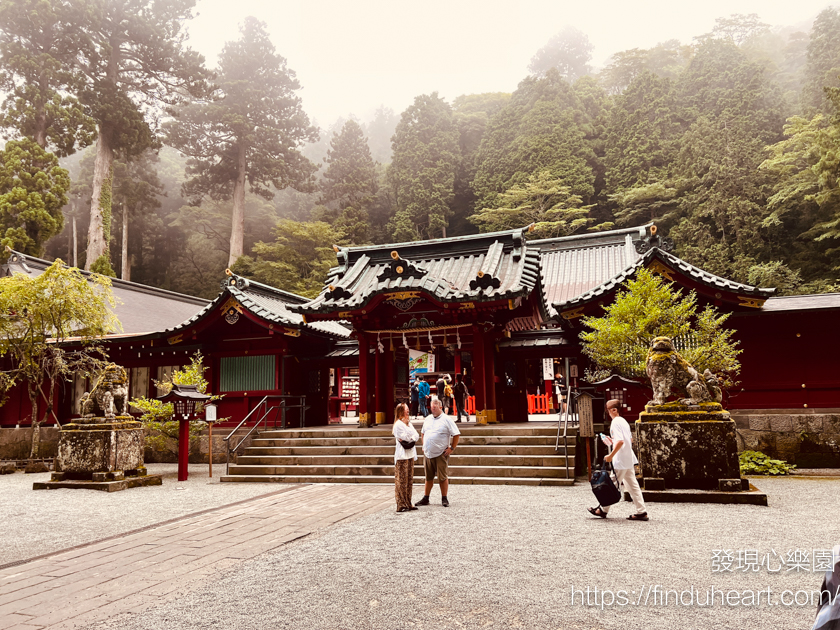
[528,393,551,414]
[452,396,476,415]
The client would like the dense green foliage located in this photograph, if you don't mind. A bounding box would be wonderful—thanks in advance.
[739,450,797,476]
[579,269,741,390]
[0,260,118,456]
[130,352,221,456]
[4,9,840,299]
[0,138,69,255]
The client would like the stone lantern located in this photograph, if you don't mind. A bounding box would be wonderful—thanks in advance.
[158,384,212,482]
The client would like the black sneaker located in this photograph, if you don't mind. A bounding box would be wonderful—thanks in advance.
[442,497,449,507]
[415,497,430,507]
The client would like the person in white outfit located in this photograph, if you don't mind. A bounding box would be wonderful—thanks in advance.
[588,399,648,521]
[392,403,420,512]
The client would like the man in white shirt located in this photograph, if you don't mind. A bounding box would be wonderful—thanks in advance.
[588,399,648,521]
[415,398,460,508]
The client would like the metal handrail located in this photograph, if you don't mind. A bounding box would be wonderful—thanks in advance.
[555,386,573,478]
[224,396,278,474]
[223,395,311,474]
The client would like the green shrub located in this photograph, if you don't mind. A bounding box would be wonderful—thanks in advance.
[739,450,796,476]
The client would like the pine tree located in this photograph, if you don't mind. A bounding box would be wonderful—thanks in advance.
[388,93,459,241]
[166,17,318,266]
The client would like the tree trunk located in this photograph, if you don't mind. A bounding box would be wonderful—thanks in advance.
[28,390,40,459]
[72,214,78,268]
[228,143,247,266]
[85,127,114,270]
[121,201,130,280]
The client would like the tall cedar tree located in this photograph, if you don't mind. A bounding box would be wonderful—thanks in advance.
[73,0,209,275]
[388,93,459,241]
[528,27,594,81]
[0,139,70,255]
[802,7,840,115]
[166,17,318,266]
[0,0,96,155]
[318,120,377,244]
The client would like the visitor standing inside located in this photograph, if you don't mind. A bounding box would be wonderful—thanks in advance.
[588,399,648,520]
[410,378,420,418]
[453,373,469,423]
[417,377,430,417]
[393,403,419,513]
[435,375,447,412]
[416,398,460,508]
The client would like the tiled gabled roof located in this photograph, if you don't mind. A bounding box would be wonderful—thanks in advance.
[2,249,208,335]
[530,225,650,319]
[552,247,775,314]
[295,228,540,316]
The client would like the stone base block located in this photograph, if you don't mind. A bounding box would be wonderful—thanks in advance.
[643,477,666,490]
[718,478,742,492]
[637,418,742,490]
[34,473,162,492]
[55,419,144,476]
[641,483,768,506]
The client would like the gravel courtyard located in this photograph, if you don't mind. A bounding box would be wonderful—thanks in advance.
[0,464,281,566]
[32,475,832,630]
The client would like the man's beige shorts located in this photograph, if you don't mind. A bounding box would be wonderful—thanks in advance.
[424,454,449,482]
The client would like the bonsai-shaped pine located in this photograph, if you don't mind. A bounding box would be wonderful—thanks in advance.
[0,259,119,460]
[130,352,223,457]
[579,268,742,392]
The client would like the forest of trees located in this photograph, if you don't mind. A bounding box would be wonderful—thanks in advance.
[2,4,840,299]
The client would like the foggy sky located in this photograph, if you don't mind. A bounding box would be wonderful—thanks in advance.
[188,0,833,128]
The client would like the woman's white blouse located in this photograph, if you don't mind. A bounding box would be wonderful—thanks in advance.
[393,421,419,463]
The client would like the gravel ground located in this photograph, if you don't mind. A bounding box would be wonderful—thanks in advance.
[80,476,840,630]
[0,464,281,566]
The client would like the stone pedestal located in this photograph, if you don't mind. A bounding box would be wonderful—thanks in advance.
[637,402,742,491]
[33,417,160,491]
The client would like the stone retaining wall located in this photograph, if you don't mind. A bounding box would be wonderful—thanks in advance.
[733,414,840,468]
[0,428,59,461]
[0,427,234,464]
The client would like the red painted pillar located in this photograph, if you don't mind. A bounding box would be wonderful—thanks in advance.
[178,418,190,481]
[485,332,497,422]
[472,324,486,413]
[358,333,370,427]
[384,346,395,422]
[454,351,462,376]
[374,339,384,424]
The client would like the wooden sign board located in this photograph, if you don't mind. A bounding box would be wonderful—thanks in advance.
[577,392,595,438]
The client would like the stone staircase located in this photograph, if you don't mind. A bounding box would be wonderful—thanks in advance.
[220,423,576,486]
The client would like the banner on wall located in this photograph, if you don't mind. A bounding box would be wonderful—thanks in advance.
[542,358,555,381]
[409,350,435,375]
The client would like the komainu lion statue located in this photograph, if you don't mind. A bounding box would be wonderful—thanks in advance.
[78,364,130,420]
[645,336,723,407]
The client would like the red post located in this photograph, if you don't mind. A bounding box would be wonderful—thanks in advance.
[454,351,461,376]
[472,325,485,411]
[178,418,190,482]
[485,333,496,414]
[384,346,395,421]
[358,333,369,427]
[374,340,384,424]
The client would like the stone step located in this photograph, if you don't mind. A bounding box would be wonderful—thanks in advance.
[219,475,574,486]
[241,445,571,457]
[225,464,573,479]
[234,454,573,467]
[248,435,563,448]
[255,424,563,439]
